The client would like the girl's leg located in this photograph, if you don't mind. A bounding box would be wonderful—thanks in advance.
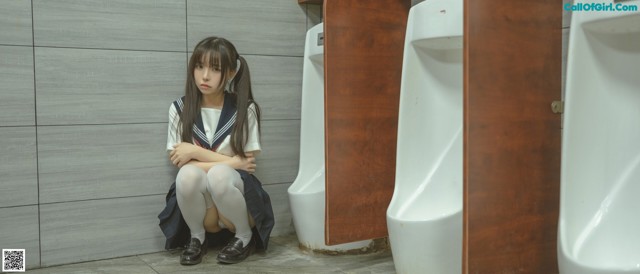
[175,164,209,243]
[206,165,253,248]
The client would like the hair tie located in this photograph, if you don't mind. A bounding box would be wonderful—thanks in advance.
[224,59,241,93]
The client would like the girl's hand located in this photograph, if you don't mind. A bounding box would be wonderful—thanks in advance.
[169,143,199,167]
[229,153,256,173]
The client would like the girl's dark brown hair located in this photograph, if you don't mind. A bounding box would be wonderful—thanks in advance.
[180,37,261,158]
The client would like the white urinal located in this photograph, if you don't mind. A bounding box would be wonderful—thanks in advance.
[386,0,463,273]
[288,23,372,252]
[559,1,640,273]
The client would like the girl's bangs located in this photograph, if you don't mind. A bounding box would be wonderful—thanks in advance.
[193,47,221,68]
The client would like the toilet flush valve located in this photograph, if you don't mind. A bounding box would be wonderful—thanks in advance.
[551,100,564,114]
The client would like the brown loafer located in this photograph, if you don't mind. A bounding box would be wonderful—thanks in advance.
[216,237,254,264]
[180,238,207,265]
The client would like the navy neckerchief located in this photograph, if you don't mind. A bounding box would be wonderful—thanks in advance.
[173,94,237,151]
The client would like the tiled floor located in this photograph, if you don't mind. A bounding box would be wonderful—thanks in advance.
[26,234,396,273]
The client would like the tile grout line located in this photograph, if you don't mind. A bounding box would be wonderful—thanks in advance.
[32,45,185,54]
[141,9,182,273]
[136,254,161,274]
[33,181,293,207]
[30,0,42,268]
[24,121,170,128]
[0,119,300,129]
[0,44,304,58]
[37,193,167,206]
[20,45,304,59]
[185,0,189,66]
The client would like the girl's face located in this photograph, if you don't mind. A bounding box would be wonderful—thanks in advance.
[194,55,223,95]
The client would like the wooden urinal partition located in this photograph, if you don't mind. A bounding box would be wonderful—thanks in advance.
[464,0,562,273]
[323,0,410,245]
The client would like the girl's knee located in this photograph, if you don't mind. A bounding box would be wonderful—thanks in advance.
[206,164,237,194]
[176,164,206,193]
[207,164,235,182]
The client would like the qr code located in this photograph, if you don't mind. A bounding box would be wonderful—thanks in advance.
[2,249,25,272]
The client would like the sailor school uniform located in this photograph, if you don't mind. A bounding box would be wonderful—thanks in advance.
[158,94,274,251]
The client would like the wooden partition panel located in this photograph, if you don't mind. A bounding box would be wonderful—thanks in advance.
[324,0,410,245]
[463,0,562,273]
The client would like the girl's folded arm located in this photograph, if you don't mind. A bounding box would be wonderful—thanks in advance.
[188,153,256,173]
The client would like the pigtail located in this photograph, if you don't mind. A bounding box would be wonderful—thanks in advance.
[179,48,205,145]
[230,56,261,158]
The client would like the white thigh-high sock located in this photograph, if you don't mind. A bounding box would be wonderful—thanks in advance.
[175,165,209,243]
[206,165,252,248]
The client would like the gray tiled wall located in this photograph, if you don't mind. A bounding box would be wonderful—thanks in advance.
[0,0,33,46]
[39,196,167,266]
[187,0,307,56]
[0,46,35,126]
[0,127,38,207]
[32,0,186,51]
[0,1,39,270]
[37,124,172,203]
[35,48,186,125]
[0,0,322,269]
[0,206,40,269]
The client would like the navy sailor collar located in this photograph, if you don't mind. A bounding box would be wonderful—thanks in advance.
[173,94,237,151]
